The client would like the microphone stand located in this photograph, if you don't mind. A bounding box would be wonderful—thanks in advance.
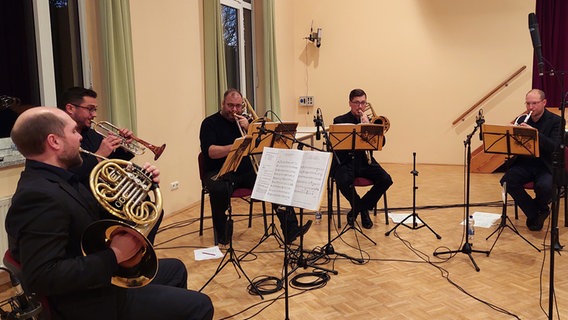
[433,117,490,271]
[545,71,567,320]
[314,113,366,264]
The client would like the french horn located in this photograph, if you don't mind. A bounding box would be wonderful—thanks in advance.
[80,148,162,288]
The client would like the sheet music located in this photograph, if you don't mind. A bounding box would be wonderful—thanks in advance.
[292,151,331,209]
[252,147,332,211]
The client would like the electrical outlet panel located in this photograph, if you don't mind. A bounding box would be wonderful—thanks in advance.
[170,181,180,191]
[299,96,314,106]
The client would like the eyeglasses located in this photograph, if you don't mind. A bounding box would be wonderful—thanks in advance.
[226,103,244,109]
[525,100,543,106]
[71,103,97,114]
[350,101,367,106]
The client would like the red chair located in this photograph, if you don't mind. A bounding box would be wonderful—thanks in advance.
[3,250,50,319]
[333,177,389,228]
[198,153,266,244]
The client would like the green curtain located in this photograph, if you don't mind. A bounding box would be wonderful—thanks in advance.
[97,0,137,132]
[203,0,227,116]
[262,0,280,116]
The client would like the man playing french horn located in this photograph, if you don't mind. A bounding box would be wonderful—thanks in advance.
[199,88,311,245]
[6,107,213,320]
[333,88,393,229]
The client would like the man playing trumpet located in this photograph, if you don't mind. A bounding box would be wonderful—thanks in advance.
[199,88,311,245]
[501,89,562,231]
[58,87,162,243]
[333,88,393,229]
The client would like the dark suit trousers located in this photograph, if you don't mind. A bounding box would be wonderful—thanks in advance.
[501,163,552,220]
[334,160,393,213]
[204,170,256,237]
[120,258,213,320]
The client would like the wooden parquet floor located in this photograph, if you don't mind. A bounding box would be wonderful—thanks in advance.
[155,163,568,320]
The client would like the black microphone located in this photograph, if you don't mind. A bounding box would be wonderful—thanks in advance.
[476,109,485,141]
[314,108,322,140]
[255,116,267,148]
[528,13,544,76]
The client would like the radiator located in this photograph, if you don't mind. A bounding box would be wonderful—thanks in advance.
[0,196,11,258]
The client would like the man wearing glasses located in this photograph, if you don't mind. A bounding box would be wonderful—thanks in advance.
[58,86,164,243]
[58,87,135,185]
[501,89,562,231]
[199,88,311,245]
[333,88,393,229]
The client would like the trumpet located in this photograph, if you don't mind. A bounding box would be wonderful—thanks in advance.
[93,121,166,160]
[513,110,532,126]
[79,148,162,288]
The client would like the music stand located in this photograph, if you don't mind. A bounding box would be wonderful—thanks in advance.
[481,124,541,253]
[199,136,263,298]
[240,121,300,255]
[326,123,383,246]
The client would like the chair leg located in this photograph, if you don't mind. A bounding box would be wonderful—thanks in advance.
[514,201,518,220]
[564,189,567,227]
[248,198,254,228]
[335,180,342,228]
[199,190,205,236]
[383,193,389,225]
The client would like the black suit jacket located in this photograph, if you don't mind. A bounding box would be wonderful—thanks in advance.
[513,109,562,173]
[332,111,385,168]
[5,160,123,319]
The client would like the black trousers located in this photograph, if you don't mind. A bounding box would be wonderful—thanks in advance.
[204,171,300,238]
[120,258,214,320]
[334,159,392,213]
[500,163,552,220]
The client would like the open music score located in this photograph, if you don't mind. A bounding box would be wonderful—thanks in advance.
[252,147,332,211]
[482,124,539,158]
[213,136,252,181]
[328,123,384,151]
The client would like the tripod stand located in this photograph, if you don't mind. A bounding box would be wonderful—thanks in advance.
[385,152,441,238]
[238,203,284,261]
[433,117,489,272]
[481,124,541,253]
[199,137,263,298]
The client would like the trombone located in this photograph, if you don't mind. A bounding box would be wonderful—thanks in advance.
[93,121,166,160]
[235,98,263,172]
[360,102,390,164]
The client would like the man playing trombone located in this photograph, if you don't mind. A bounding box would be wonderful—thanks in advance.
[199,88,311,245]
[333,88,393,229]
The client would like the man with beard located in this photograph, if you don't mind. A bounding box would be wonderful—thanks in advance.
[57,87,162,242]
[5,107,214,320]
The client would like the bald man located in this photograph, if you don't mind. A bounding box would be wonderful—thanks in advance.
[6,107,213,320]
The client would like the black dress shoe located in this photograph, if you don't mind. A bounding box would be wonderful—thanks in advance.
[346,210,357,227]
[285,220,313,244]
[361,209,373,229]
[528,209,550,231]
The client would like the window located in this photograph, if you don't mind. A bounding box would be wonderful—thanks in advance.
[0,0,88,165]
[221,0,255,107]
